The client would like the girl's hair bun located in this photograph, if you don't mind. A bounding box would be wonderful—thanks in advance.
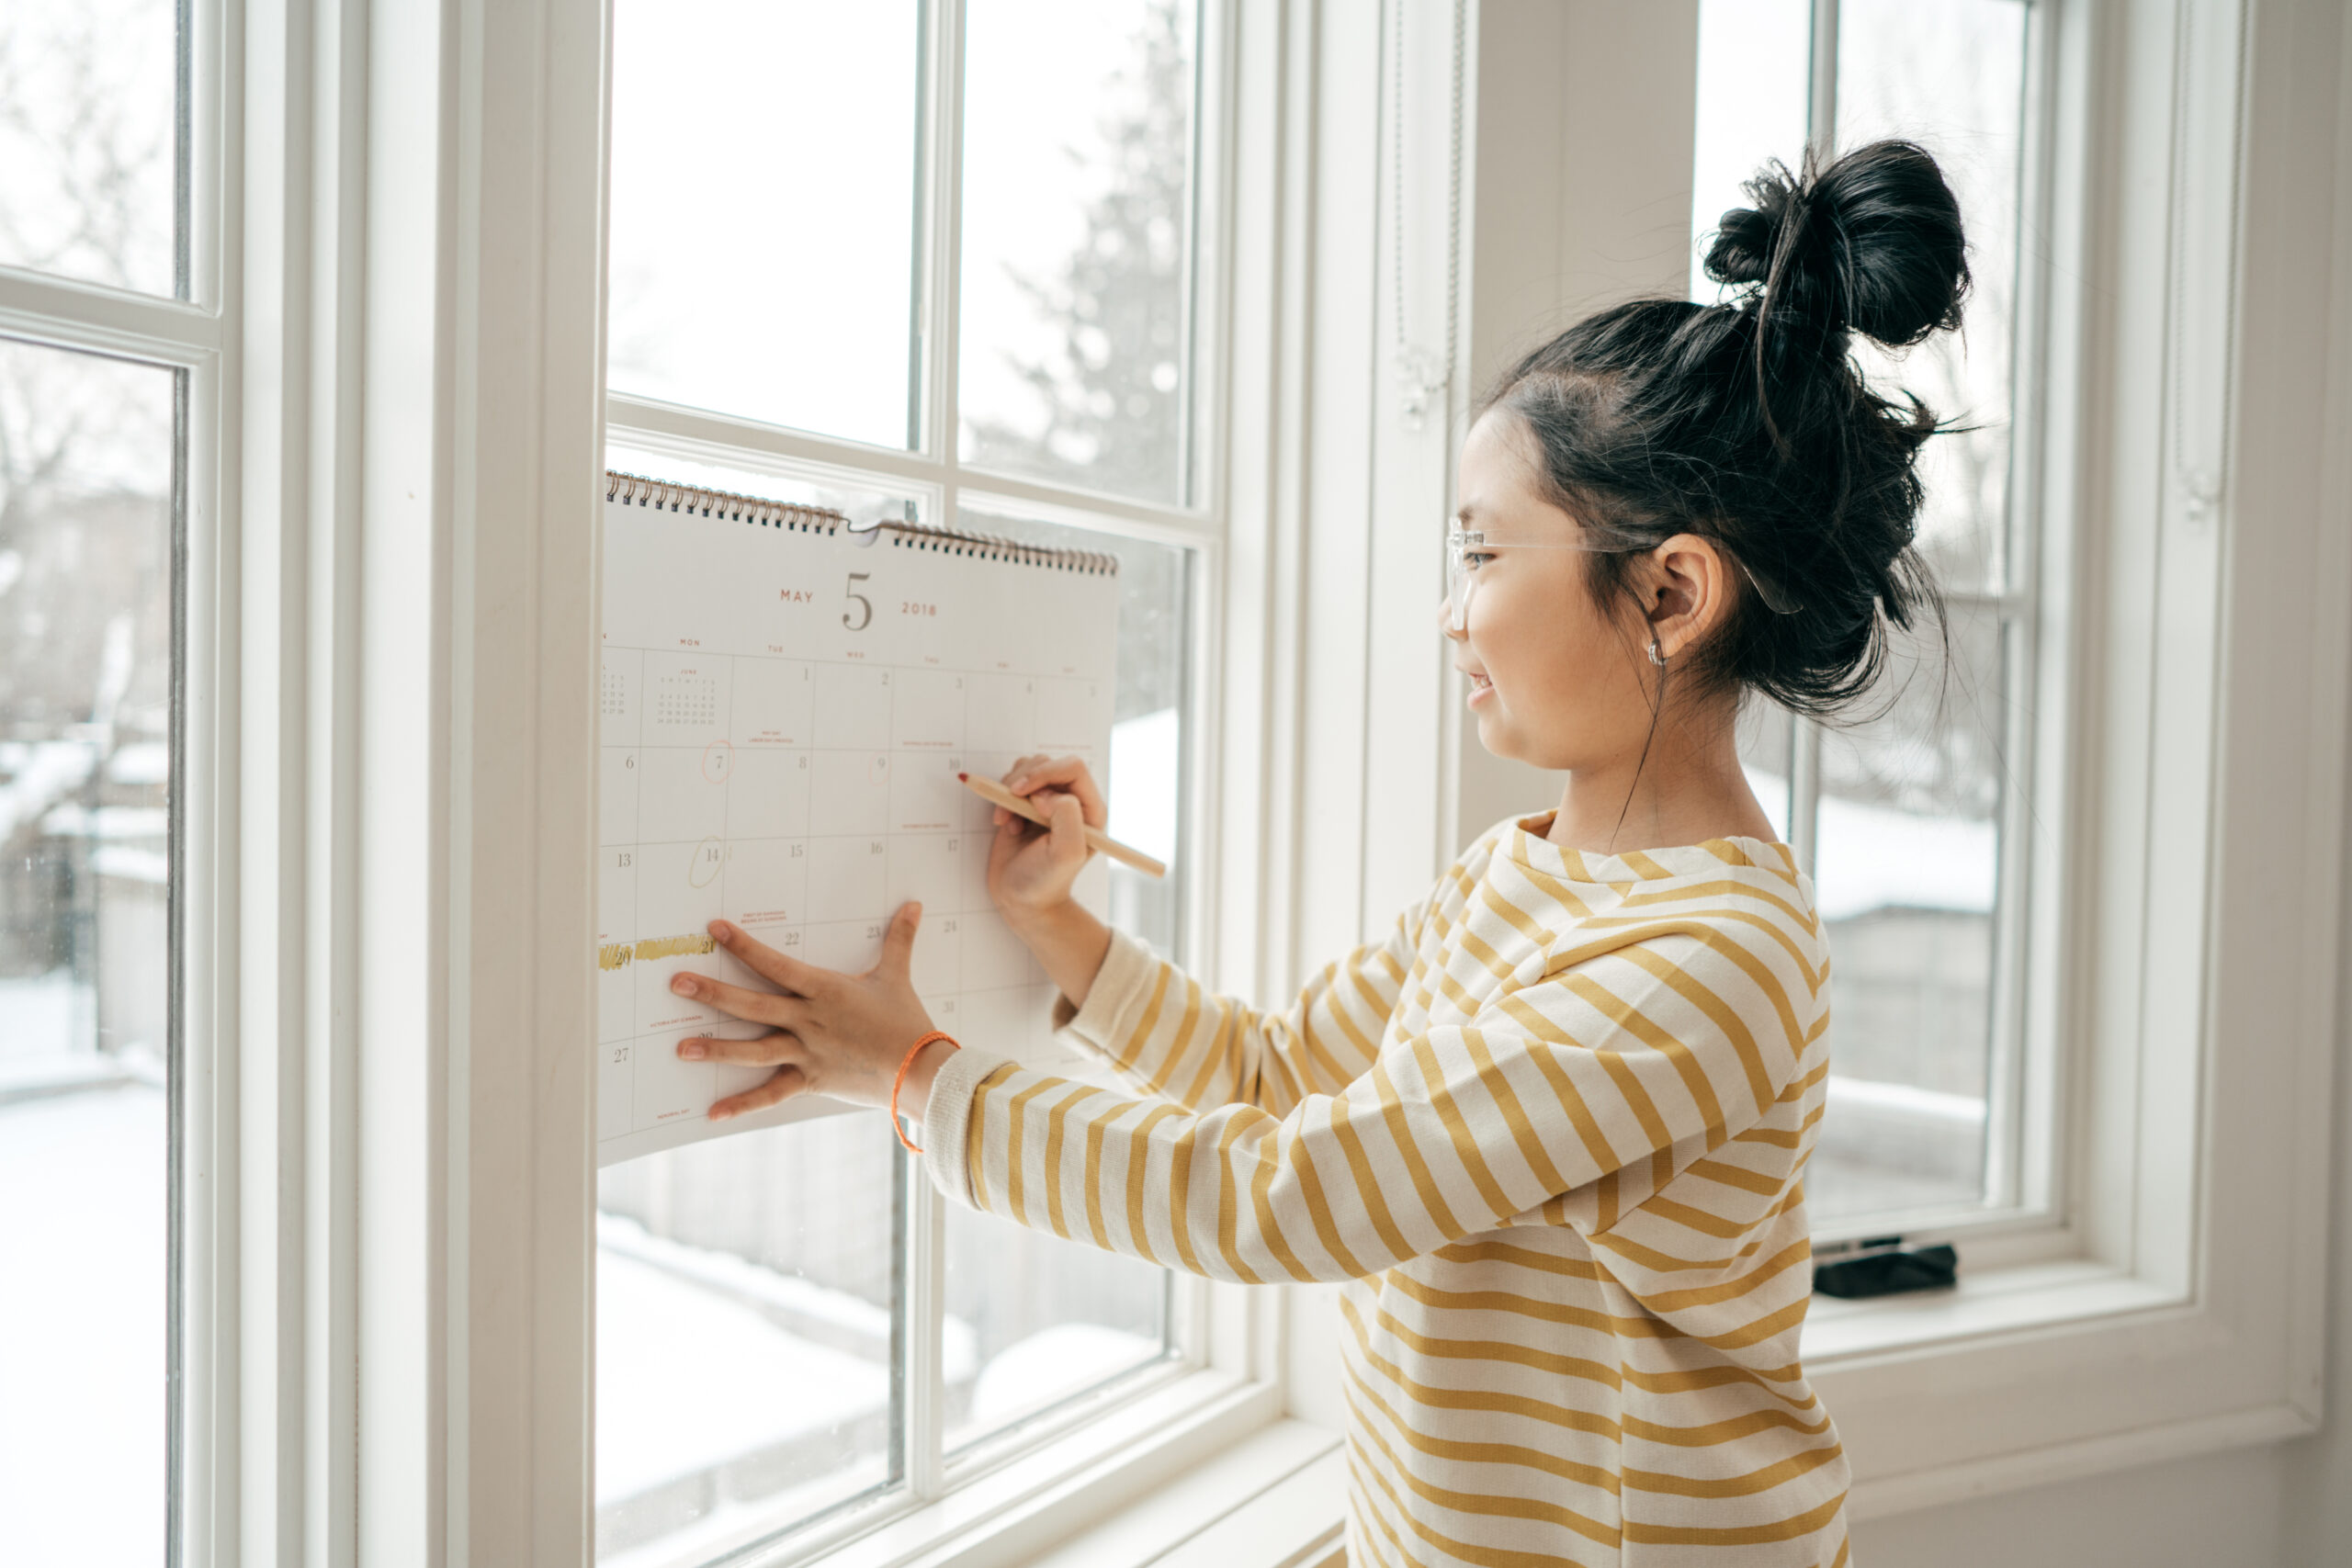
[1703,139,1970,349]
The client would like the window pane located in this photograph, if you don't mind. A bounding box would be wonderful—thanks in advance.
[607,1,922,447]
[0,1,182,296]
[958,0,1198,505]
[0,340,177,1562]
[941,509,1187,1453]
[1736,701,1794,844]
[594,457,923,1562]
[1807,606,2007,1223]
[943,1212,1170,1454]
[596,1115,901,1565]
[1690,0,1812,302]
[1836,0,2029,594]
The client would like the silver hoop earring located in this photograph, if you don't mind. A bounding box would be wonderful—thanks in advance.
[1647,632,1667,668]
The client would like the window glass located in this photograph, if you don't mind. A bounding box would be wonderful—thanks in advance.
[607,1,923,447]
[1806,608,2006,1222]
[1736,701,1794,844]
[957,0,1199,505]
[0,1,182,296]
[956,512,1191,969]
[938,509,1189,1454]
[1689,0,1811,303]
[1836,0,2029,596]
[1813,0,2027,1223]
[1693,0,2031,1227]
[943,1213,1170,1455]
[594,458,922,1563]
[596,1116,901,1566]
[0,339,176,1563]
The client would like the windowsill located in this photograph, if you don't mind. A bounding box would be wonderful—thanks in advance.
[1027,1418,1344,1568]
[1802,1256,2181,1363]
[789,1366,1289,1568]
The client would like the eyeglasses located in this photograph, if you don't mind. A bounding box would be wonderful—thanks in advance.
[1443,525,1802,634]
[1445,526,1622,634]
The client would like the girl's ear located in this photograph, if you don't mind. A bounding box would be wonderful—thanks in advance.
[1644,534,1737,659]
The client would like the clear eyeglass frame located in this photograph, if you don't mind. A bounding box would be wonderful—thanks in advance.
[1443,525,1803,634]
[1445,526,1630,634]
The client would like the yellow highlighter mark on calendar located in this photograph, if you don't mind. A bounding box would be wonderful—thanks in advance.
[631,932,718,964]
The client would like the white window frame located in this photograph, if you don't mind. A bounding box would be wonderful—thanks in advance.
[152,0,2349,1559]
[1804,0,2343,1511]
[179,0,1341,1563]
[589,1,1316,1563]
[1406,0,2346,1529]
[1716,0,2062,1248]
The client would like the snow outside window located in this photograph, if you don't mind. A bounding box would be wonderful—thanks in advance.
[0,0,187,1560]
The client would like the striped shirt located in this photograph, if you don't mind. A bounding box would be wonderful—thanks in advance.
[919,813,1849,1565]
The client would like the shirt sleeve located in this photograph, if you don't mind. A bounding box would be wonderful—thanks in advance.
[1044,908,1422,1116]
[917,920,1815,1284]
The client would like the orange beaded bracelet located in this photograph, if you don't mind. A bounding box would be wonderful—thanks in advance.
[890,1029,959,1154]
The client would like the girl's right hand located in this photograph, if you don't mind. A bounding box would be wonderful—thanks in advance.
[986,753,1108,925]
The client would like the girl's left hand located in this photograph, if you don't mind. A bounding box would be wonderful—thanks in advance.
[669,902,936,1122]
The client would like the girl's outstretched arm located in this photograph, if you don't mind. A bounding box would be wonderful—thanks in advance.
[987,753,1425,1114]
[917,911,1822,1286]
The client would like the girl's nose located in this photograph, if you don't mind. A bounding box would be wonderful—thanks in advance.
[1436,594,1463,639]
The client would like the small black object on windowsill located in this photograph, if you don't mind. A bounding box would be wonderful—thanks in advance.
[1811,1236,1959,1300]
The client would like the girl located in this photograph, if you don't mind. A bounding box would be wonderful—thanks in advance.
[666,139,1971,1565]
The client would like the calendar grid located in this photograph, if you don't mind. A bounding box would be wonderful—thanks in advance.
[598,491,1119,1166]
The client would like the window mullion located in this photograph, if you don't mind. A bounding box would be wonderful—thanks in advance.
[931,0,967,494]
[1806,0,1839,154]
[911,0,967,1498]
[1790,716,1823,881]
[904,1145,949,1499]
[0,266,221,363]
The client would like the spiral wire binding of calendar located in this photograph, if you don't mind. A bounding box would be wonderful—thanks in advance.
[605,469,1120,576]
[876,519,1117,577]
[606,469,847,535]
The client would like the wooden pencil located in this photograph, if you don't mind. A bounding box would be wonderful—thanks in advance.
[956,771,1169,880]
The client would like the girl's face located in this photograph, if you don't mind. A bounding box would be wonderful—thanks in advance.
[1440,410,1663,773]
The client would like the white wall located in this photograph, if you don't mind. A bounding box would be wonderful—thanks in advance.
[1451,0,1698,851]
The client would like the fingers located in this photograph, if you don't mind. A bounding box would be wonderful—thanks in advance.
[1003,754,1108,829]
[708,1065,808,1123]
[707,919,825,996]
[1046,791,1088,861]
[877,900,922,978]
[675,1029,803,1066]
[670,968,808,1028]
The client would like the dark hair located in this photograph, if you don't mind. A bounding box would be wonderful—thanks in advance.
[1479,139,1971,716]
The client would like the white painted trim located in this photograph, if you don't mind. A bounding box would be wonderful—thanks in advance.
[1844,1401,2315,1521]
[743,1374,1283,1568]
[1794,0,2344,1505]
[179,4,234,1559]
[1030,1417,1343,1568]
[440,0,611,1556]
[0,265,222,358]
